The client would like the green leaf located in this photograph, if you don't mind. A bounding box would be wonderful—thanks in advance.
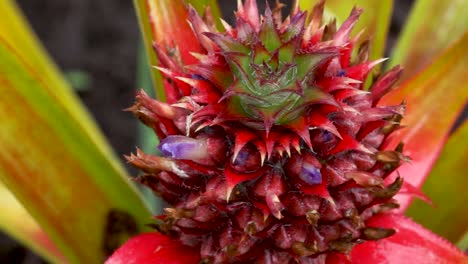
[0,2,151,263]
[298,0,393,60]
[381,34,468,211]
[389,0,468,80]
[406,122,468,243]
[0,37,150,264]
[0,182,66,264]
[0,0,118,163]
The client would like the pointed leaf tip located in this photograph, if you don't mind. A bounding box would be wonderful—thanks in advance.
[299,0,393,60]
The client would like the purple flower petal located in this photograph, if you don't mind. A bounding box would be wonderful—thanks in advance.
[300,163,322,185]
[158,135,206,161]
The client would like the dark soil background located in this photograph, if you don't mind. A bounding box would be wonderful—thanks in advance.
[1,1,414,263]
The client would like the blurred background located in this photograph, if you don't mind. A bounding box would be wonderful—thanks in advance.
[0,0,414,262]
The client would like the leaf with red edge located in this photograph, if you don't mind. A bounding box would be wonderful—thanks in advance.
[406,122,468,243]
[105,232,200,264]
[381,34,468,211]
[329,214,468,264]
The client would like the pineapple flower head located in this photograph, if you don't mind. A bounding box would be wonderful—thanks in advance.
[108,1,467,263]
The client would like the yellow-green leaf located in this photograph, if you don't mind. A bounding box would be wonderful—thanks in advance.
[0,182,66,264]
[381,34,468,211]
[298,0,393,60]
[0,0,120,165]
[389,0,468,80]
[406,122,468,243]
[0,37,149,264]
[0,2,151,263]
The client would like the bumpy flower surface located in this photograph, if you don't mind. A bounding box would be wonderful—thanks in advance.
[127,1,409,263]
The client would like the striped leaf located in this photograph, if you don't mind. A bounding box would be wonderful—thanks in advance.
[389,0,468,80]
[0,1,151,263]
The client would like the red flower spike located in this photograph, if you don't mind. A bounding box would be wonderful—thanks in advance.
[105,232,200,264]
[329,130,371,155]
[345,58,388,81]
[370,65,403,104]
[264,133,278,159]
[329,214,468,264]
[300,175,332,201]
[232,129,258,162]
[334,7,363,46]
[224,164,265,201]
[278,135,292,157]
[316,77,361,93]
[333,88,370,102]
[339,31,363,69]
[175,77,221,104]
[187,5,216,53]
[286,116,313,149]
[186,64,233,90]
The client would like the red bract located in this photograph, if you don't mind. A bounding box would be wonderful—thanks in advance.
[108,0,468,263]
[342,214,467,264]
[106,233,200,264]
[107,214,467,264]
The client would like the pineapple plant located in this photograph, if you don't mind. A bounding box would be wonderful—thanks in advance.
[0,0,466,263]
[117,1,431,262]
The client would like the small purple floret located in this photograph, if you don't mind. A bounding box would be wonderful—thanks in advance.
[336,69,347,77]
[318,130,334,142]
[158,135,201,160]
[300,163,322,185]
[191,74,207,81]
